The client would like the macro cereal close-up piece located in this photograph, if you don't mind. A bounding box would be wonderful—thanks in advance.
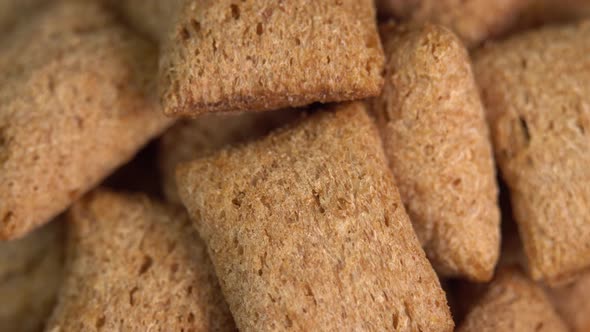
[458,268,568,332]
[547,271,590,332]
[45,190,235,331]
[372,23,500,281]
[0,221,64,332]
[374,0,529,47]
[159,109,297,204]
[177,103,454,332]
[0,0,173,240]
[474,20,590,284]
[159,0,385,116]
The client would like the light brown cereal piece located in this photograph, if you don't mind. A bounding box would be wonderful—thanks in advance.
[547,271,590,332]
[375,0,529,47]
[458,268,567,332]
[0,1,173,239]
[159,109,297,204]
[515,0,590,31]
[474,21,590,284]
[177,102,453,332]
[159,0,384,116]
[0,220,64,332]
[46,190,235,331]
[371,23,499,281]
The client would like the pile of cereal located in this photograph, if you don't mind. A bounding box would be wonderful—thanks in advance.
[1,0,588,331]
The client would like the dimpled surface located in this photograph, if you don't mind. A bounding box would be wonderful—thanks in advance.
[160,0,385,116]
[0,221,64,332]
[474,21,590,285]
[458,268,567,332]
[375,0,529,47]
[46,190,235,331]
[372,23,499,281]
[0,1,173,240]
[177,103,453,332]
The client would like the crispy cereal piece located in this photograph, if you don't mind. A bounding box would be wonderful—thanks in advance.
[159,0,384,116]
[0,220,64,332]
[177,102,453,332]
[458,268,567,332]
[474,21,590,284]
[0,1,173,240]
[460,268,565,330]
[159,109,297,204]
[371,23,500,281]
[375,0,529,47]
[547,272,590,332]
[46,190,235,331]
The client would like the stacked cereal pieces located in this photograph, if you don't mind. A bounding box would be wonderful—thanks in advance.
[372,23,500,281]
[0,0,172,240]
[2,0,590,330]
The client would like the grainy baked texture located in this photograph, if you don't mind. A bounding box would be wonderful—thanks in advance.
[0,0,173,240]
[46,190,235,331]
[458,268,568,332]
[160,0,385,116]
[371,23,499,281]
[0,0,48,33]
[159,109,297,204]
[0,220,64,332]
[103,0,184,43]
[177,102,453,332]
[375,0,529,47]
[474,21,590,285]
[547,272,590,332]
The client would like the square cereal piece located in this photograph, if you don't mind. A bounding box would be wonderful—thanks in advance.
[0,1,173,239]
[46,190,235,331]
[159,0,385,115]
[177,102,453,331]
[474,21,590,284]
[372,23,500,281]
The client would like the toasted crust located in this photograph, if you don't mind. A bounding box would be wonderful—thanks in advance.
[547,271,590,332]
[0,1,173,240]
[46,190,235,331]
[375,0,529,47]
[474,21,590,284]
[177,102,453,332]
[458,268,567,332]
[159,0,384,116]
[159,109,298,204]
[0,221,64,332]
[372,23,500,281]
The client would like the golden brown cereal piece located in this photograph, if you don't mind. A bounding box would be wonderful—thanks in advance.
[0,220,64,332]
[474,21,590,285]
[375,0,529,47]
[458,268,567,332]
[371,23,500,281]
[0,1,173,240]
[159,109,297,204]
[514,0,590,31]
[177,102,453,332]
[45,190,235,331]
[547,272,590,332]
[159,0,385,116]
